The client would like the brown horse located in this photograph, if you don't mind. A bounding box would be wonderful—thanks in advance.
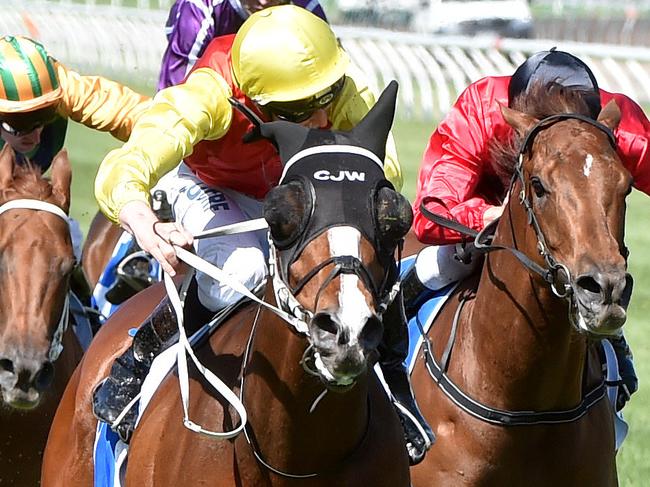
[0,145,84,487]
[82,210,121,289]
[410,85,631,486]
[42,81,412,486]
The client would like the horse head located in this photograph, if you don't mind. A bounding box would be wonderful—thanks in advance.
[0,145,75,409]
[258,81,412,389]
[500,83,633,337]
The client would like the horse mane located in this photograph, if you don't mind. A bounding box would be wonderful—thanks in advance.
[489,80,599,191]
[0,164,55,202]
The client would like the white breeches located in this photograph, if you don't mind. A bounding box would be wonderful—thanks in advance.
[413,244,480,291]
[155,163,269,311]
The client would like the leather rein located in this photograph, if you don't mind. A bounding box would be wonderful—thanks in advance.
[418,113,616,425]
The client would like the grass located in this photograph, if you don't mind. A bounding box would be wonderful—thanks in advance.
[64,114,649,484]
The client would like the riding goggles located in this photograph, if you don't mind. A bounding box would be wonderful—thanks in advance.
[1,121,43,136]
[263,77,345,123]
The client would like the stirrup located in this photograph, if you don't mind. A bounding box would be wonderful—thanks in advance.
[105,251,157,304]
[393,401,434,465]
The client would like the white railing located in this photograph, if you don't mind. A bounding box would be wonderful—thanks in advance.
[3,1,650,120]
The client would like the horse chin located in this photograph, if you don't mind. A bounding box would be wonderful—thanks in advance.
[1,389,41,410]
[573,304,627,338]
[310,350,365,393]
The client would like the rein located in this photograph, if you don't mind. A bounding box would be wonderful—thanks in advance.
[417,113,617,425]
[0,198,71,362]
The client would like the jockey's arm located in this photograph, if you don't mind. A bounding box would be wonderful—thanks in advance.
[412,79,500,245]
[158,0,215,90]
[330,67,403,192]
[54,62,151,141]
[603,90,650,196]
[95,67,232,224]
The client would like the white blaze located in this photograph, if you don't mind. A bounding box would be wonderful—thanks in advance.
[583,154,594,177]
[327,227,373,345]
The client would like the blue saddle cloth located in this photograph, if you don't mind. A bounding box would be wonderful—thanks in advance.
[399,256,457,374]
[94,421,123,487]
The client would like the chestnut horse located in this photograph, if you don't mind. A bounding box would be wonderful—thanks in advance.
[82,210,121,289]
[42,82,411,486]
[0,146,84,486]
[410,85,631,486]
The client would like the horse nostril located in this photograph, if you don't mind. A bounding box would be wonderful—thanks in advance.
[312,313,339,336]
[0,358,14,374]
[576,275,602,295]
[621,274,634,307]
[359,316,383,350]
[34,362,54,391]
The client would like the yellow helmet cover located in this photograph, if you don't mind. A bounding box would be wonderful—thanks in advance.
[0,36,62,113]
[232,5,349,104]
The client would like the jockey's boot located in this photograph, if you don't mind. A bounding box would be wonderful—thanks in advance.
[379,294,435,465]
[400,265,434,322]
[92,296,178,443]
[612,334,638,411]
[70,265,102,334]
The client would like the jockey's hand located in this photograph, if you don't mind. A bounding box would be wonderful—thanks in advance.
[118,200,193,276]
[482,194,509,226]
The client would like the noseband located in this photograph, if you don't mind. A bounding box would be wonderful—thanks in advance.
[0,199,71,362]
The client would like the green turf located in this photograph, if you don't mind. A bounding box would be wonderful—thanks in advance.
[64,115,649,484]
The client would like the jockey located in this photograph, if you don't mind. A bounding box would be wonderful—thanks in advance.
[0,35,149,318]
[158,0,327,90]
[407,49,649,412]
[110,0,328,301]
[92,5,434,464]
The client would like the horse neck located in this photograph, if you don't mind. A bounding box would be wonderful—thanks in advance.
[466,198,590,410]
[241,286,370,473]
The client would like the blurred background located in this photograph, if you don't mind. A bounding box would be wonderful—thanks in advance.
[1,1,649,484]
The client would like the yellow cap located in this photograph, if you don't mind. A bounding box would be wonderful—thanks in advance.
[232,5,349,104]
[0,36,62,113]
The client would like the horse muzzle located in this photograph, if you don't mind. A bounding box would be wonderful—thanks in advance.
[573,269,633,336]
[0,358,54,409]
[307,311,383,389]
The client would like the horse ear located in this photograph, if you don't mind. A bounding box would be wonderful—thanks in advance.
[351,80,398,160]
[258,121,310,163]
[50,149,71,212]
[500,104,538,138]
[376,186,413,244]
[0,144,15,189]
[597,99,621,132]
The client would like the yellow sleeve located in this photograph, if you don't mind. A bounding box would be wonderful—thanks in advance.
[55,62,151,142]
[95,68,233,223]
[328,66,403,192]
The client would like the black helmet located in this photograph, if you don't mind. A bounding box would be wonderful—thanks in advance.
[509,48,601,116]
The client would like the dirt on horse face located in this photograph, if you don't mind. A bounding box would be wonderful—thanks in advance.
[410,84,629,487]
[0,145,83,487]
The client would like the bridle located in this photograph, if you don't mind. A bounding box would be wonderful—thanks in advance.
[0,198,72,362]
[422,113,617,311]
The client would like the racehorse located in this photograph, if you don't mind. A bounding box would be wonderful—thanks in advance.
[410,83,631,486]
[42,81,412,486]
[82,210,121,289]
[0,145,84,487]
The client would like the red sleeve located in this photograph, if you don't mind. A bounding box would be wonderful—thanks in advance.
[602,90,650,196]
[413,76,512,245]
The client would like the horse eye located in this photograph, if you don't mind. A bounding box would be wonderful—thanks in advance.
[530,177,546,198]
